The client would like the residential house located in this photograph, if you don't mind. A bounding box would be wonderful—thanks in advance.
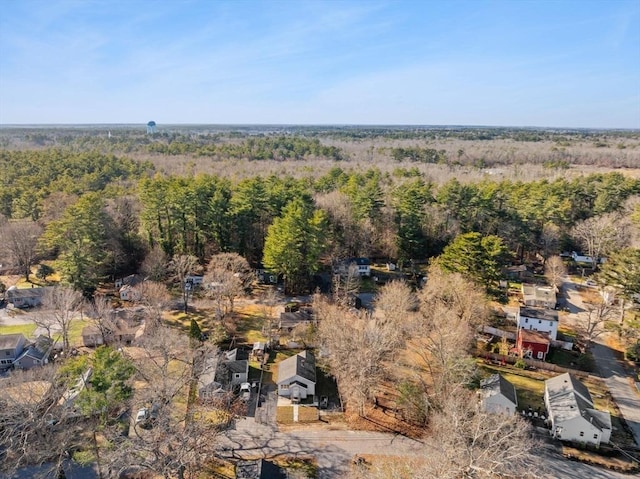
[522,283,557,309]
[14,336,53,370]
[517,307,559,341]
[277,350,316,402]
[198,349,249,400]
[479,374,518,415]
[571,251,608,265]
[235,459,286,479]
[119,284,142,302]
[279,309,313,332]
[6,286,47,308]
[517,329,551,361]
[334,258,371,277]
[114,274,145,289]
[544,373,611,447]
[82,326,105,348]
[0,333,27,369]
[503,265,533,281]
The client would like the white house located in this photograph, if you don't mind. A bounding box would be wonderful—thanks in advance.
[277,350,316,402]
[479,374,518,415]
[544,373,611,447]
[334,258,371,277]
[517,307,559,341]
[119,284,142,302]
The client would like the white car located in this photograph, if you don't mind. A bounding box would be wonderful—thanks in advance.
[239,382,251,401]
[135,407,149,425]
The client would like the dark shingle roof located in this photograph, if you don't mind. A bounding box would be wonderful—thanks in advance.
[480,373,518,407]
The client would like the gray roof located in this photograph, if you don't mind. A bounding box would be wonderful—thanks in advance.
[546,373,592,404]
[6,287,46,300]
[225,359,248,374]
[0,333,25,350]
[519,306,558,322]
[480,374,518,407]
[15,345,48,362]
[522,283,557,303]
[279,310,312,329]
[277,350,316,384]
[545,373,611,431]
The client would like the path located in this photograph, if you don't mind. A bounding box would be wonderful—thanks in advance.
[564,280,640,446]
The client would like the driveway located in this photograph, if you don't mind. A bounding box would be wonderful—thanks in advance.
[563,280,640,446]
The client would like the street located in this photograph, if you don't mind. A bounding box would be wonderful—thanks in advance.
[563,280,640,447]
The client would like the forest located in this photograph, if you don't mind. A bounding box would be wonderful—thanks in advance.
[1,126,639,295]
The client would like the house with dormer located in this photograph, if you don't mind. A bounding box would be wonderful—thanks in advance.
[544,373,611,447]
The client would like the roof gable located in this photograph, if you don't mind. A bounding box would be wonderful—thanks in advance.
[277,350,316,384]
[0,333,25,350]
[480,374,518,406]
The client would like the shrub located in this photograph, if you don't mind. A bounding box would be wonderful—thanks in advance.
[514,359,526,369]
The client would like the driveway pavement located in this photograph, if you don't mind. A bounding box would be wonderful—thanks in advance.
[564,280,640,447]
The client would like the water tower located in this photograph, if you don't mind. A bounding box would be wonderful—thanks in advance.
[146,121,157,134]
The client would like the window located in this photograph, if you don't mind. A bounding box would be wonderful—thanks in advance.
[579,432,584,437]
[549,321,553,326]
[593,434,598,439]
[524,318,528,323]
[538,319,542,324]
[537,351,544,359]
[280,384,288,390]
[234,373,240,379]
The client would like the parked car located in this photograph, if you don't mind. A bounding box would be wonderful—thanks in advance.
[135,407,149,426]
[240,382,251,401]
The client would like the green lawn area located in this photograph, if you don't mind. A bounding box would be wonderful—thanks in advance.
[52,318,91,347]
[0,323,37,337]
[479,363,547,411]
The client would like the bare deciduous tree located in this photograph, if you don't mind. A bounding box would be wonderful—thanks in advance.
[572,213,629,269]
[0,220,43,281]
[316,296,404,416]
[141,244,169,281]
[0,366,83,479]
[170,254,199,313]
[34,286,83,354]
[332,263,361,307]
[544,255,567,289]
[86,294,118,345]
[578,298,616,348]
[137,281,171,332]
[204,253,251,318]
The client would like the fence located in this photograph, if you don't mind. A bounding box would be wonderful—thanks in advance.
[480,350,589,378]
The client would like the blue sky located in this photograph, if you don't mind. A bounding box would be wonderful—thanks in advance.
[1,0,639,128]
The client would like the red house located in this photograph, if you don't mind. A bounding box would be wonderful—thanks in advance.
[517,329,550,361]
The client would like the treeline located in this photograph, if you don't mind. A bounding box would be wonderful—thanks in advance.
[147,136,344,161]
[0,149,152,220]
[1,146,639,293]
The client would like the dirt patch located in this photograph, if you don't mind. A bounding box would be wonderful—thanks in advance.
[344,404,425,440]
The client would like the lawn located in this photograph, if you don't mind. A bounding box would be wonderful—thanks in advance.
[0,323,37,337]
[479,362,547,411]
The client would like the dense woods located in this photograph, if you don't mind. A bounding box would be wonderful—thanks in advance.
[1,126,639,294]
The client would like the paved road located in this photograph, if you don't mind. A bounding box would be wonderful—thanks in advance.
[563,281,640,447]
[220,418,635,479]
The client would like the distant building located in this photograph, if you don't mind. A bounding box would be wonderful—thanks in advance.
[146,121,157,134]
